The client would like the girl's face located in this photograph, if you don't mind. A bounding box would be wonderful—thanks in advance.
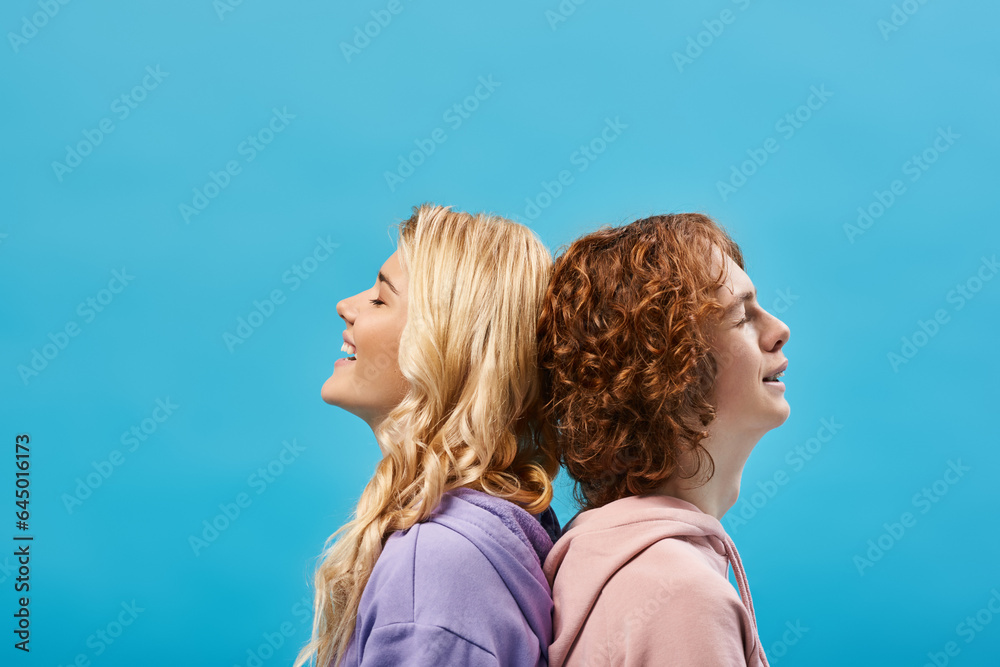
[321,251,411,429]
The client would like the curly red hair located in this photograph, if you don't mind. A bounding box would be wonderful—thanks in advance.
[537,213,744,510]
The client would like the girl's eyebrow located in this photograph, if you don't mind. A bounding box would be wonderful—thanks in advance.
[377,272,399,295]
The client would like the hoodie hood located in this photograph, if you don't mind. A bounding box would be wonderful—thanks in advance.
[436,487,556,567]
[345,487,558,667]
[543,494,768,666]
[429,488,556,653]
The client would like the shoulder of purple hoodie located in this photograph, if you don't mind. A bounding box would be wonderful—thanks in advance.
[341,487,558,667]
[543,494,769,667]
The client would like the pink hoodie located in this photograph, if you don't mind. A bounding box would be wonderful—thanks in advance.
[544,494,769,666]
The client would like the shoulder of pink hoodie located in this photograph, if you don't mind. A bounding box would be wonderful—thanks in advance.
[543,494,769,667]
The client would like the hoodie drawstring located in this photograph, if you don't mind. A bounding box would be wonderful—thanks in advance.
[721,533,770,667]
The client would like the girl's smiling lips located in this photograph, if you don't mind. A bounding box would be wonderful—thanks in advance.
[337,332,357,367]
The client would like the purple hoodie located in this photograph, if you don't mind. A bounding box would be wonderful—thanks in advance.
[340,487,558,666]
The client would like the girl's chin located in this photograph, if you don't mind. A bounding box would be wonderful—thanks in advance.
[320,377,341,405]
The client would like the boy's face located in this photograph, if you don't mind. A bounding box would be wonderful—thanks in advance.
[707,249,791,436]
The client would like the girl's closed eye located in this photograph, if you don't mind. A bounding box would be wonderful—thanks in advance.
[369,298,385,307]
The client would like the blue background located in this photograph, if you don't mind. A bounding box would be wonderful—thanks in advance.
[2,0,998,665]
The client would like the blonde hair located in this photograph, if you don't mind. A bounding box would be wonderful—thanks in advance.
[294,204,558,667]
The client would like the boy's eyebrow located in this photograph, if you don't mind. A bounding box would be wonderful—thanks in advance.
[724,289,756,315]
[378,272,399,295]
